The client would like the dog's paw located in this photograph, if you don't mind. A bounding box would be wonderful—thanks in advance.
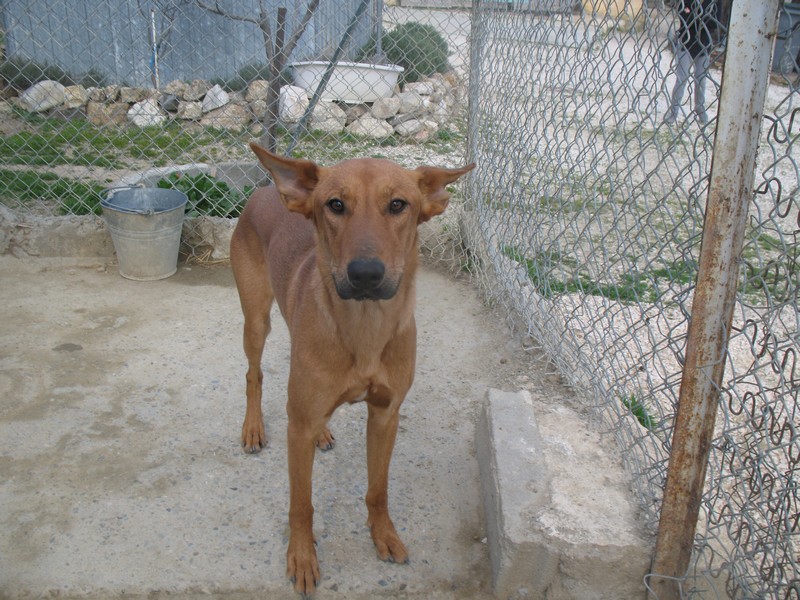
[241,420,267,454]
[287,538,320,596]
[315,427,335,452]
[370,520,409,565]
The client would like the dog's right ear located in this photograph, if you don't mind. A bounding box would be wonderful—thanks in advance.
[250,142,318,218]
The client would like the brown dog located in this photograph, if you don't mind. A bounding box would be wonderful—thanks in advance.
[230,142,474,595]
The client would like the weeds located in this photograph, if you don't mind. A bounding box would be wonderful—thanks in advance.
[620,393,659,430]
[0,168,105,215]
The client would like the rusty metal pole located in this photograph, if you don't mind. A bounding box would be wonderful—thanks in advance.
[647,1,782,599]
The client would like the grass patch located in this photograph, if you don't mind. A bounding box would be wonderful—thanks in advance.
[501,244,656,303]
[0,168,105,215]
[0,112,235,168]
[620,393,659,430]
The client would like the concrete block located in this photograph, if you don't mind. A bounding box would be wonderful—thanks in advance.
[477,388,558,598]
[477,388,652,599]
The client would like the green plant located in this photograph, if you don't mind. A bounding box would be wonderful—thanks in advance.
[0,168,105,215]
[157,172,252,217]
[358,22,450,84]
[620,393,659,430]
[501,244,655,303]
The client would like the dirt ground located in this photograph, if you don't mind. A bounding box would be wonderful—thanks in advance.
[0,257,573,599]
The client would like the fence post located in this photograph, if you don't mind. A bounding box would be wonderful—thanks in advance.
[647,1,782,598]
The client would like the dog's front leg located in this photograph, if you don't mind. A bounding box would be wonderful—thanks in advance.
[285,414,320,595]
[365,402,409,564]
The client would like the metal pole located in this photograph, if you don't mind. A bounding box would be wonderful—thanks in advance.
[647,1,782,599]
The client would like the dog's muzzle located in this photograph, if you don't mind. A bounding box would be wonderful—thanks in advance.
[335,258,398,301]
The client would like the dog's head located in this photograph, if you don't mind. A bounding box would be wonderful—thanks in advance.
[250,142,474,301]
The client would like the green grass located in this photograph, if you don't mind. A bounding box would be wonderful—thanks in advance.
[620,393,659,430]
[501,244,656,303]
[0,110,235,169]
[0,168,106,215]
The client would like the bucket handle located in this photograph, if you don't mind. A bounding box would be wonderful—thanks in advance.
[103,184,157,216]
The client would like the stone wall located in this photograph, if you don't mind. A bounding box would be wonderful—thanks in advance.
[15,72,464,142]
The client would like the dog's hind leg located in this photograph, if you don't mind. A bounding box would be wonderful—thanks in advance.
[231,230,273,454]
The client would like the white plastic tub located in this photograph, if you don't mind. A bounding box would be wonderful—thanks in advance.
[290,61,404,103]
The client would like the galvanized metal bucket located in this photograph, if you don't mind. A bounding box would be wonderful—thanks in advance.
[101,188,188,281]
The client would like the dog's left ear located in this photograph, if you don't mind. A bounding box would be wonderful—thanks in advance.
[250,142,319,218]
[416,163,476,223]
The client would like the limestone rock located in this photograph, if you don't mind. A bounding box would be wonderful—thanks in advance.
[128,98,166,127]
[279,85,308,123]
[164,80,187,96]
[404,81,435,96]
[396,91,425,114]
[246,80,270,103]
[20,80,66,112]
[200,103,250,131]
[371,97,400,119]
[119,86,148,103]
[184,79,209,101]
[312,101,347,125]
[346,115,394,139]
[202,84,229,113]
[63,85,89,109]
[177,101,202,120]
[86,101,129,125]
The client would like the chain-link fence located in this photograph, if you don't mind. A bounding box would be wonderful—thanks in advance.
[1,0,798,598]
[465,1,798,598]
[0,0,470,255]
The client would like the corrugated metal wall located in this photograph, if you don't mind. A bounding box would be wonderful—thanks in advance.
[1,0,376,87]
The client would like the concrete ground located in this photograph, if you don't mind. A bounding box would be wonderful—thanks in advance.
[0,258,529,599]
[0,257,651,599]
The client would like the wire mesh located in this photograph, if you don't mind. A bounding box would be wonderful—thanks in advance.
[0,0,470,254]
[1,0,798,598]
[465,1,798,598]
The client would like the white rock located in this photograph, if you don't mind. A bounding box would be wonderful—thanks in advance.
[404,81,435,96]
[127,98,166,127]
[63,85,88,109]
[202,84,230,113]
[371,97,401,119]
[20,80,66,112]
[246,80,270,102]
[394,118,425,136]
[396,91,425,114]
[309,119,344,135]
[347,115,394,139]
[312,101,347,127]
[279,85,309,123]
[177,101,203,120]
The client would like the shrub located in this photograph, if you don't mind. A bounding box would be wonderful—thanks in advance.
[358,22,450,84]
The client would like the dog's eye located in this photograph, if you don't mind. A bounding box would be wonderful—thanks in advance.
[389,199,407,215]
[327,198,345,214]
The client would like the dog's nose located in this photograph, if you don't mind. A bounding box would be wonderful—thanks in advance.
[347,259,385,291]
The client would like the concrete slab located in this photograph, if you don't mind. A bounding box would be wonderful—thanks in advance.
[0,257,651,599]
[477,389,653,600]
[0,258,520,599]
